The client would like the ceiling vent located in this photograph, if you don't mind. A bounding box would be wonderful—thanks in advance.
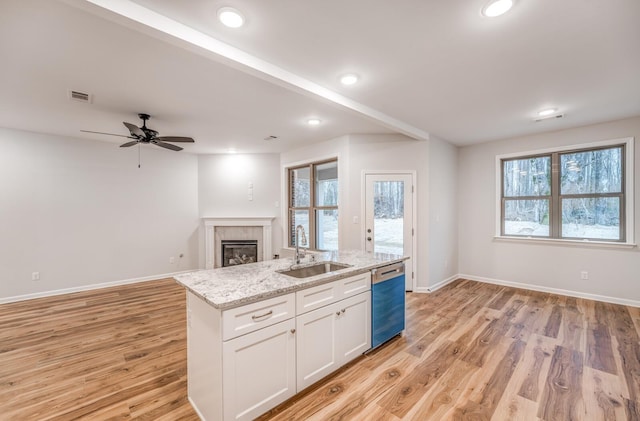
[68,90,92,104]
[534,113,564,123]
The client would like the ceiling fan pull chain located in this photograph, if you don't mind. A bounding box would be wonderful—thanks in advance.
[138,143,141,168]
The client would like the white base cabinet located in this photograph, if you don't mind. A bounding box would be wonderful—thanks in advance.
[296,292,370,390]
[222,318,296,421]
[186,272,371,421]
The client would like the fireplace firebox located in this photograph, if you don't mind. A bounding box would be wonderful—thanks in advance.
[221,240,258,267]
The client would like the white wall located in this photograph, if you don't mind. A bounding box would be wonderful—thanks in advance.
[197,153,281,266]
[281,134,459,291]
[0,128,200,301]
[428,137,459,288]
[458,116,640,304]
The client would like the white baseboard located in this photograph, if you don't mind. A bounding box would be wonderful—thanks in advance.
[0,269,195,304]
[413,274,459,294]
[459,273,640,308]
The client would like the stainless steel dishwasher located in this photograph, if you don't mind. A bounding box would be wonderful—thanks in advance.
[371,261,405,349]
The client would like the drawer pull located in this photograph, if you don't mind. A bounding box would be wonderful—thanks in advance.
[251,310,273,321]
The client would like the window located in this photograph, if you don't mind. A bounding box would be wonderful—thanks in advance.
[499,138,633,243]
[288,159,338,250]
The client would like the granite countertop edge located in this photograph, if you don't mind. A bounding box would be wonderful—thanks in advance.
[174,250,407,310]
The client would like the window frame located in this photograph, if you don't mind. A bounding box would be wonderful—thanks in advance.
[495,137,635,246]
[287,158,338,251]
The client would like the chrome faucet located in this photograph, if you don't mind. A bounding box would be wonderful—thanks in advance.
[295,224,307,264]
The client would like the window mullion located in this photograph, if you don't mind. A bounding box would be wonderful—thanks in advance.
[551,153,560,238]
[309,164,316,250]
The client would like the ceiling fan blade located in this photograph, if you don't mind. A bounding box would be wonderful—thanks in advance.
[153,140,183,151]
[81,130,131,138]
[123,122,145,138]
[120,140,139,148]
[156,136,195,143]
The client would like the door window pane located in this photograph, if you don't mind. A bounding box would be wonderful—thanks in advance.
[560,147,623,194]
[315,161,338,206]
[503,156,550,197]
[504,199,550,236]
[561,197,620,240]
[316,209,338,251]
[373,181,404,255]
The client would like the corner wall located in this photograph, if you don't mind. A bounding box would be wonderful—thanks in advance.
[0,128,200,301]
[458,116,640,304]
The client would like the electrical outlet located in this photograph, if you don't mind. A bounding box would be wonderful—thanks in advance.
[32,272,40,281]
[580,271,589,280]
[170,256,175,264]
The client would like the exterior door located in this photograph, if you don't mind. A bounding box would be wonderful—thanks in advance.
[364,173,414,290]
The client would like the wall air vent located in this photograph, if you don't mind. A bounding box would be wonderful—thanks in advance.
[534,113,564,123]
[68,90,92,103]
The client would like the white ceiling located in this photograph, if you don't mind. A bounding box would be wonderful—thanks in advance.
[1,0,639,154]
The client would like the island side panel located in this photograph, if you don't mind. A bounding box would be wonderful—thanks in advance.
[187,291,223,421]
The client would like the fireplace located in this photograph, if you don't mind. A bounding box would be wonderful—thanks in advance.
[221,240,258,267]
[203,217,274,269]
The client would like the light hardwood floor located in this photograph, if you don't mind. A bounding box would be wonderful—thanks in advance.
[1,278,639,420]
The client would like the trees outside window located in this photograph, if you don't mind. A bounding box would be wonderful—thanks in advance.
[288,159,338,250]
[501,143,627,242]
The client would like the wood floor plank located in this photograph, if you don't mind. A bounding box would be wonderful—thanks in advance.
[538,345,585,420]
[582,366,627,421]
[517,334,555,402]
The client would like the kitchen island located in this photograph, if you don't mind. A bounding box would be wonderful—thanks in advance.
[174,250,405,421]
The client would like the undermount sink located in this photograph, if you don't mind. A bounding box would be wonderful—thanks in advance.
[278,261,351,279]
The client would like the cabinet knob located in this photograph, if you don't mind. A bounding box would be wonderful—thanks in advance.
[341,309,346,314]
[290,328,296,334]
[336,311,341,316]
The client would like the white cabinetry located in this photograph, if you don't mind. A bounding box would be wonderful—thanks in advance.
[295,273,371,391]
[186,271,371,421]
[223,318,296,421]
[187,292,296,421]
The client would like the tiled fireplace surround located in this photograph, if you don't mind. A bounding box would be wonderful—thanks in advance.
[203,217,274,269]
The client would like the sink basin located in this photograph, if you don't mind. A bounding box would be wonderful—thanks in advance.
[278,261,351,279]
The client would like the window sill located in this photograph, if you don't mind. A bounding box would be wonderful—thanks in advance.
[493,236,637,249]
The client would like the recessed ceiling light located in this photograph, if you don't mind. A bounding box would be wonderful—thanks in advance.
[307,118,321,126]
[482,0,513,17]
[340,74,359,86]
[218,7,245,28]
[538,108,558,117]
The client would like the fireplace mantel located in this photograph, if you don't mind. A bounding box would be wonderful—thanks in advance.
[203,217,274,269]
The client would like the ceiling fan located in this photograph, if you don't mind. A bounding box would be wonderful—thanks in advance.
[82,113,195,151]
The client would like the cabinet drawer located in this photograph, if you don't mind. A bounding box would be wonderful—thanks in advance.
[340,272,371,299]
[222,293,295,341]
[296,280,340,315]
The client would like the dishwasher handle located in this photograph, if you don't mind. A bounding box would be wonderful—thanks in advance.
[372,262,405,284]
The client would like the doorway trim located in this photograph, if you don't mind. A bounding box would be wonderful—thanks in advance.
[361,170,417,291]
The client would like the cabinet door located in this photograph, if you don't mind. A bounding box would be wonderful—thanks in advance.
[337,292,371,365]
[223,318,296,421]
[296,302,340,391]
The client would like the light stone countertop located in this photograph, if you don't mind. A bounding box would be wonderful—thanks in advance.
[174,250,407,310]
